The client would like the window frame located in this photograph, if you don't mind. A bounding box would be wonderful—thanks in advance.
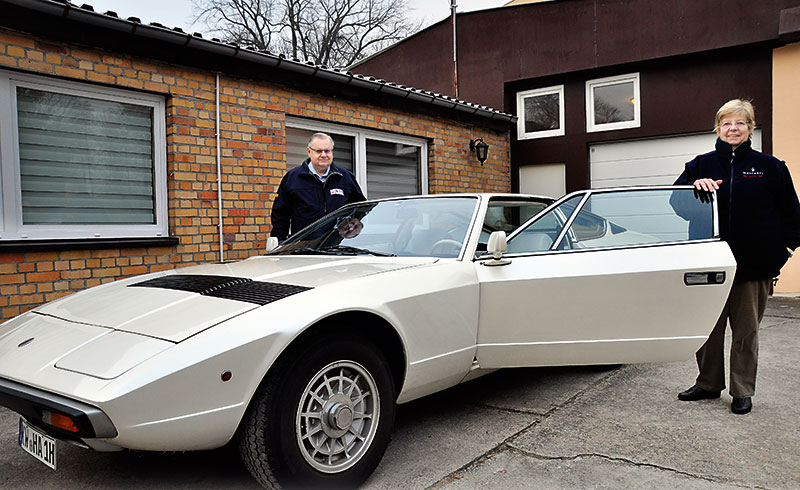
[585,73,641,133]
[0,69,168,241]
[285,117,429,198]
[516,85,565,140]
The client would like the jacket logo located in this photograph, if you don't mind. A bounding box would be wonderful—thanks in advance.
[330,188,344,196]
[742,167,764,178]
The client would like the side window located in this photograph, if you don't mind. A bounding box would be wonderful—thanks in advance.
[506,188,713,254]
[560,189,713,250]
[476,200,550,254]
[506,196,582,253]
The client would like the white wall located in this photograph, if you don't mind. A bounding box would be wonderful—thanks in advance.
[519,163,566,198]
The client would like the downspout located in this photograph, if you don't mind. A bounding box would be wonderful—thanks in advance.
[216,72,225,262]
[451,0,458,98]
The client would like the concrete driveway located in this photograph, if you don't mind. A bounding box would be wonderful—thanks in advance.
[2,298,799,489]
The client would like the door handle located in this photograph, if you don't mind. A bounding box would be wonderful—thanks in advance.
[684,272,726,285]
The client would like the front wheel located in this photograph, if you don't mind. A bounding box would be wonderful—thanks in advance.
[240,337,396,489]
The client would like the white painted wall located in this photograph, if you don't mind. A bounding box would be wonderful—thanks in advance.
[519,163,566,198]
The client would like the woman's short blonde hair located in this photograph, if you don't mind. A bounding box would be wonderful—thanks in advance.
[714,99,755,136]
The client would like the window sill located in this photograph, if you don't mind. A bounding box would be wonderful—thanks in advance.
[0,237,180,253]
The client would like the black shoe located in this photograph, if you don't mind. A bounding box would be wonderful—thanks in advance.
[731,397,752,414]
[678,385,721,401]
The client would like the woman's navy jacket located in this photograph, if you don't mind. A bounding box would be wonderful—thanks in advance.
[673,138,800,279]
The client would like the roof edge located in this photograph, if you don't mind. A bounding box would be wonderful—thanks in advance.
[1,0,516,124]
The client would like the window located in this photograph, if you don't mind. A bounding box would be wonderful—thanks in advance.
[558,189,710,250]
[506,188,713,254]
[476,198,551,255]
[0,70,167,241]
[285,118,427,199]
[286,126,355,174]
[516,85,565,140]
[506,195,581,253]
[586,73,640,132]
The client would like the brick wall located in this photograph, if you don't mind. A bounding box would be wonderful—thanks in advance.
[0,28,511,321]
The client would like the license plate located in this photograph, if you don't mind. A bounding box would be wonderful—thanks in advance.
[18,418,57,470]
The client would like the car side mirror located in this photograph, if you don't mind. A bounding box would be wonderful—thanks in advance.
[266,236,280,253]
[484,231,510,266]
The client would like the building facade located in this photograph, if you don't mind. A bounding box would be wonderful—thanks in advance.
[353,0,800,291]
[0,0,514,320]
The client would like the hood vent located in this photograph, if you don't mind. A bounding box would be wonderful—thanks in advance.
[204,280,311,305]
[130,275,311,305]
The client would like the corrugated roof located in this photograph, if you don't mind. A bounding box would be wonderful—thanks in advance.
[1,0,516,123]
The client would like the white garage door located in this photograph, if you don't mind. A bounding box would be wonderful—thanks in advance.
[589,131,762,188]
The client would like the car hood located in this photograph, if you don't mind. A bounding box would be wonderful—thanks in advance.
[33,255,438,342]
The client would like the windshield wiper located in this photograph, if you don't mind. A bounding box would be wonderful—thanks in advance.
[278,247,329,255]
[321,245,396,257]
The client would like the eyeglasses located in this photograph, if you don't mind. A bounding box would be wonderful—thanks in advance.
[308,147,333,155]
[720,121,748,129]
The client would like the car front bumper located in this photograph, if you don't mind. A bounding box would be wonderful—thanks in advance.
[0,377,117,443]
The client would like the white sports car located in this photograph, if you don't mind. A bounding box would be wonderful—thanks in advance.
[0,186,734,489]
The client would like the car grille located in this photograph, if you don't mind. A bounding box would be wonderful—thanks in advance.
[129,275,311,305]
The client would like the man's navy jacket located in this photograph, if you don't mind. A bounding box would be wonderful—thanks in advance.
[271,159,365,241]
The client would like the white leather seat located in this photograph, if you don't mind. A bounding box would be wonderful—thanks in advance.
[509,232,553,252]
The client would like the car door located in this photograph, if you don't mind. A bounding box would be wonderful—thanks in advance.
[474,186,736,368]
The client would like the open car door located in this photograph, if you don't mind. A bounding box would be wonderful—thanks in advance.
[475,186,735,368]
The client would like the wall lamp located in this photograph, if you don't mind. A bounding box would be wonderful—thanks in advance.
[469,138,489,165]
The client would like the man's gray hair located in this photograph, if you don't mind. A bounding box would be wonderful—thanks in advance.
[308,132,334,149]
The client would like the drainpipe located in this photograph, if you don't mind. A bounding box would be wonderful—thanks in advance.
[215,72,225,262]
[451,0,458,98]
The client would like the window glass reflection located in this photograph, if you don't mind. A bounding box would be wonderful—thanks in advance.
[593,82,634,124]
[524,93,560,133]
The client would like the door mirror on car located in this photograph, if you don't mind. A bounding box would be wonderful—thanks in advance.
[484,231,510,266]
[266,236,280,253]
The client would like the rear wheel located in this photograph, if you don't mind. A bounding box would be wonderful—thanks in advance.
[240,337,396,489]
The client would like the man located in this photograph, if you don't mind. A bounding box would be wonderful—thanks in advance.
[674,99,800,414]
[271,133,365,242]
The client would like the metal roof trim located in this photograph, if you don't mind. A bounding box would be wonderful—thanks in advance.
[233,48,277,65]
[314,68,353,83]
[375,83,409,97]
[348,75,378,89]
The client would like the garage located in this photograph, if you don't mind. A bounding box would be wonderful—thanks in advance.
[589,131,763,188]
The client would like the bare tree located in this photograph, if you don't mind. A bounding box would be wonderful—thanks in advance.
[523,94,560,132]
[593,99,624,125]
[192,0,419,68]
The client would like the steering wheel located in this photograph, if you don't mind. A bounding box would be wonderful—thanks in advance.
[430,239,463,257]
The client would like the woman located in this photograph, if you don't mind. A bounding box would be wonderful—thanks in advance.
[674,99,800,414]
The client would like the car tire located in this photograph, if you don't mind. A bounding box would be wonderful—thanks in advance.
[239,335,396,489]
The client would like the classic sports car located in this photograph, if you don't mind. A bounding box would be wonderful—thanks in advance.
[0,186,734,489]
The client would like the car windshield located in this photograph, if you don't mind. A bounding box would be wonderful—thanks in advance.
[273,197,479,258]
